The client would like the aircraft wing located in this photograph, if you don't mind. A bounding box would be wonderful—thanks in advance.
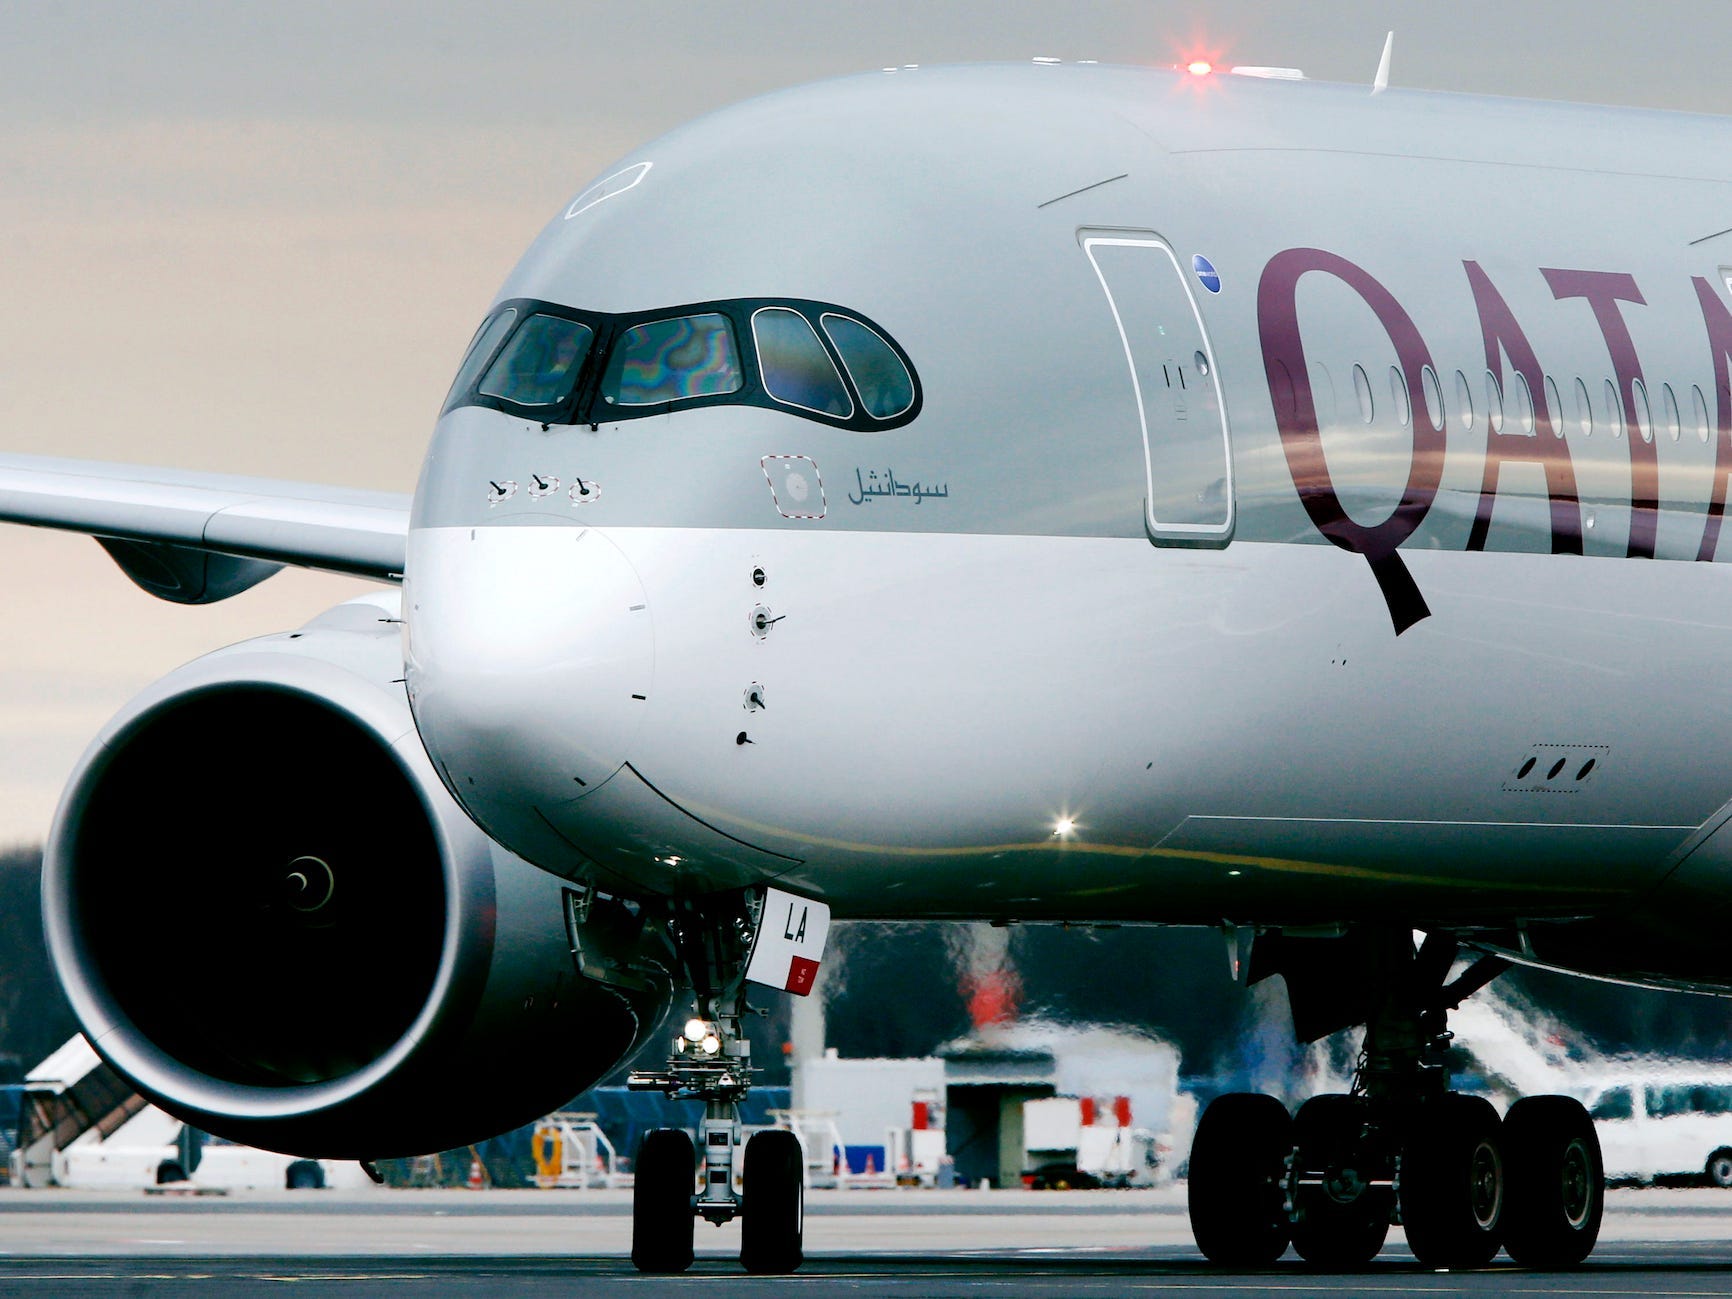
[0,453,409,603]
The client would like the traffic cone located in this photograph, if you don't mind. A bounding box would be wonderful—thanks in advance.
[467,1157,484,1190]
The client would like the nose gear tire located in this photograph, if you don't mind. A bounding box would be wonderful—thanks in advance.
[631,1129,696,1274]
[741,1128,805,1274]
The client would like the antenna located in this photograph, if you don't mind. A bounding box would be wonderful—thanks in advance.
[1372,31,1394,94]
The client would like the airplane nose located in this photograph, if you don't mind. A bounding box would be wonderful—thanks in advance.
[404,525,654,827]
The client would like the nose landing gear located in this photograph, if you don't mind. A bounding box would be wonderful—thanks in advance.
[626,897,806,1276]
[1188,929,1603,1270]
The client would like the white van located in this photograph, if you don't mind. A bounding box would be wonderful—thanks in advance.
[1584,1073,1732,1185]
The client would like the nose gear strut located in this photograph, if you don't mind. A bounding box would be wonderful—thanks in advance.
[627,894,805,1276]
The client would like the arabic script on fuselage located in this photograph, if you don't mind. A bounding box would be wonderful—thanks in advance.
[847,468,950,506]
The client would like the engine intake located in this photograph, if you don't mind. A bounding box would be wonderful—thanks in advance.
[43,596,676,1158]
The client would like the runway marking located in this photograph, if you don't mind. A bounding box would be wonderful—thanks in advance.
[1128,1287,1732,1296]
[252,1276,437,1283]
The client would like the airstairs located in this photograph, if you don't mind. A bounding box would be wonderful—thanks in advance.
[10,1036,146,1188]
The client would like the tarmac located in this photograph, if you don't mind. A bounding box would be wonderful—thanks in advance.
[4,1184,1732,1294]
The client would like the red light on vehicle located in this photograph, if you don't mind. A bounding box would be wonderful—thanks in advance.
[1187,59,1213,76]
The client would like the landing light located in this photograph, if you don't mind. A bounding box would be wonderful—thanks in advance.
[700,1033,722,1056]
[684,1018,708,1043]
[1187,60,1214,77]
[1054,817,1077,838]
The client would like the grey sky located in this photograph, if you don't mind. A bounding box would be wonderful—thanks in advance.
[0,0,1727,843]
[9,4,1732,124]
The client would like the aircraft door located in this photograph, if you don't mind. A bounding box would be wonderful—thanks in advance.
[1082,234,1234,545]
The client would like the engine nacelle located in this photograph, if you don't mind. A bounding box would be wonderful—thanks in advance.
[42,593,677,1158]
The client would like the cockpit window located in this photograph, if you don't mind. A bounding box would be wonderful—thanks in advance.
[445,296,919,431]
[600,313,742,407]
[477,313,594,408]
[444,308,517,409]
[753,308,852,418]
[822,314,915,419]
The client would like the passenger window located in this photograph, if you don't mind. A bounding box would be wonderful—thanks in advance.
[1695,385,1713,442]
[1421,366,1444,432]
[1389,366,1411,427]
[1454,370,1474,433]
[1605,379,1624,439]
[752,309,852,417]
[600,313,743,407]
[1663,383,1682,441]
[1309,363,1336,424]
[1544,375,1564,438]
[1353,364,1375,423]
[445,308,518,408]
[821,315,915,419]
[1589,1088,1633,1121]
[1575,377,1593,437]
[1633,378,1654,443]
[478,313,593,408]
[1485,371,1505,434]
[1511,372,1535,435]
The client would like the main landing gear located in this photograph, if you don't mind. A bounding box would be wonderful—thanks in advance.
[627,898,804,1276]
[1188,929,1603,1270]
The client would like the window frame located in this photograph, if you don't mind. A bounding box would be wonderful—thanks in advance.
[750,306,854,420]
[820,311,918,420]
[599,310,746,411]
[476,312,598,410]
[444,300,606,424]
[443,296,921,432]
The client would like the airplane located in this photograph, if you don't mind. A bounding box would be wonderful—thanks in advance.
[8,53,1732,1274]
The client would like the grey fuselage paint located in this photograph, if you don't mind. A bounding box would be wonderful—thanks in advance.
[403,64,1732,990]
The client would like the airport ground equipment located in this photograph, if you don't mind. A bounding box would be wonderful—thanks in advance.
[11,1036,146,1188]
[769,1110,848,1188]
[531,1112,622,1189]
[1189,929,1603,1268]
[884,1120,948,1187]
[11,1037,379,1190]
[1022,1095,1158,1189]
[0,1086,19,1183]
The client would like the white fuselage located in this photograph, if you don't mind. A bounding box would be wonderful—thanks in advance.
[399,64,1732,986]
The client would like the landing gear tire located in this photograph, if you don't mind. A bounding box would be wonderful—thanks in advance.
[1188,1092,1292,1266]
[632,1129,695,1274]
[1502,1095,1602,1267]
[1399,1093,1505,1269]
[1289,1094,1392,1267]
[740,1129,804,1275]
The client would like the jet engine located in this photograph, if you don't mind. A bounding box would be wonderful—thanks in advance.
[41,593,677,1159]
